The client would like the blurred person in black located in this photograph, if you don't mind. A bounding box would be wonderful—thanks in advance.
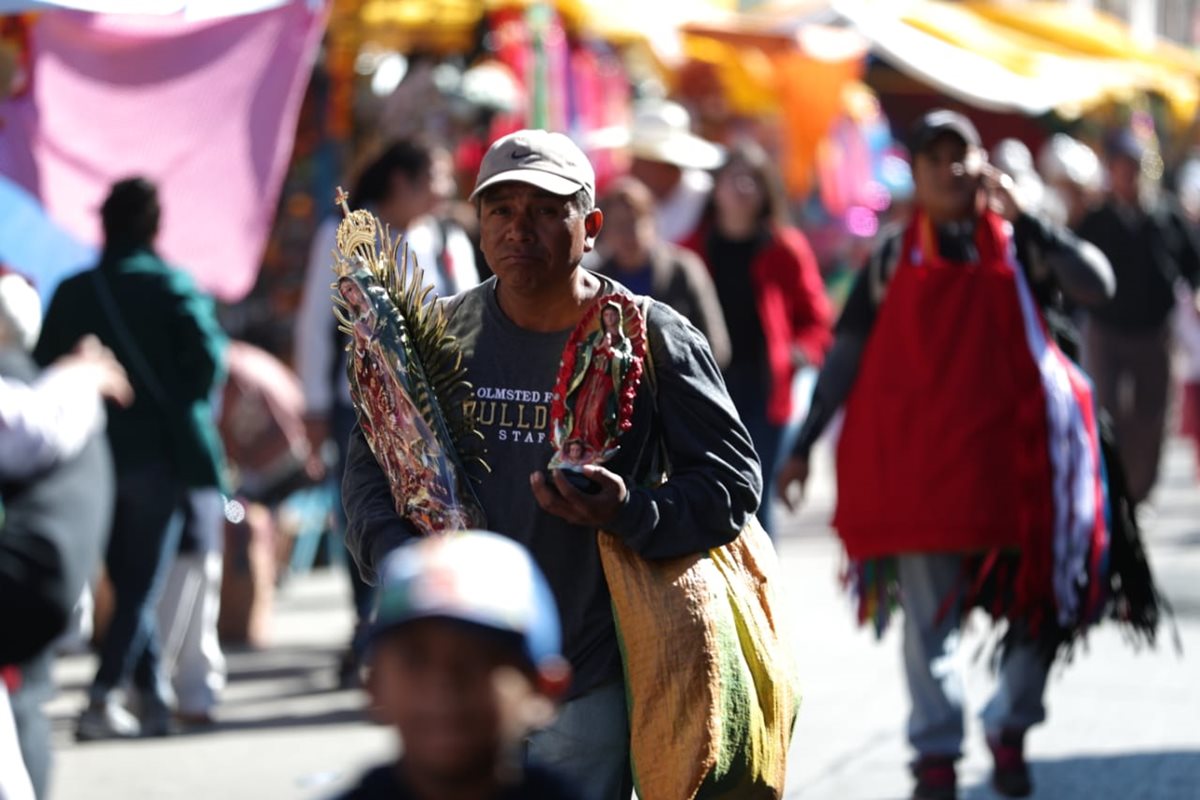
[1077,128,1200,506]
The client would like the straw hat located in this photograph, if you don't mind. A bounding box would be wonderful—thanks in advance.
[588,98,725,171]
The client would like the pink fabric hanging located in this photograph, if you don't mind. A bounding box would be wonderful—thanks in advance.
[0,1,326,302]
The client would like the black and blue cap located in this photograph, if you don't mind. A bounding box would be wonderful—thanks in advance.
[1103,127,1146,163]
[908,109,982,156]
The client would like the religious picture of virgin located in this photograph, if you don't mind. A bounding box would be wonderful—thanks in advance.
[337,274,474,534]
[548,294,646,472]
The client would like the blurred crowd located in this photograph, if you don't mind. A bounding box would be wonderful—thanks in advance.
[3,79,1200,800]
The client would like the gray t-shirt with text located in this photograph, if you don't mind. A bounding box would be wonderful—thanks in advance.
[342,274,761,697]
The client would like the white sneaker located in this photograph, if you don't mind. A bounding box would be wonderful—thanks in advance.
[75,702,141,741]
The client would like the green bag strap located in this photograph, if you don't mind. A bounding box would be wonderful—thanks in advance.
[637,296,672,483]
[90,269,174,413]
[639,295,657,397]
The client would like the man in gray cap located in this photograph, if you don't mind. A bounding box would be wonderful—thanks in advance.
[342,129,761,799]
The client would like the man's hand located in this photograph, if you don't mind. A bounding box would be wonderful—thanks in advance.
[303,414,330,480]
[982,163,1024,222]
[530,465,627,528]
[775,454,810,514]
[304,414,330,453]
[58,335,134,407]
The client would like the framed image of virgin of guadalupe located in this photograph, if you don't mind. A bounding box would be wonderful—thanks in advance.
[330,189,486,536]
[548,293,646,489]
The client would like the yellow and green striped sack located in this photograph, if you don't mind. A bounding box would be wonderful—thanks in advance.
[598,516,800,799]
[599,301,801,798]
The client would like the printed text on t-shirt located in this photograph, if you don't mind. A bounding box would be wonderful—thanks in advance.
[465,386,554,445]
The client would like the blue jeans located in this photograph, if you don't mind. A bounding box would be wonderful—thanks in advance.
[899,554,1050,758]
[526,682,632,800]
[723,365,782,536]
[89,462,186,709]
[333,403,374,653]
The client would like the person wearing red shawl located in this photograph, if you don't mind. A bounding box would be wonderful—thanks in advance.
[777,111,1116,800]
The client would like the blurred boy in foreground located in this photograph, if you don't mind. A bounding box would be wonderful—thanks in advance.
[336,530,579,800]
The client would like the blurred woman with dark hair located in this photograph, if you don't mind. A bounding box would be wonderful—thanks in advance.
[294,138,480,686]
[683,141,832,536]
[595,176,730,368]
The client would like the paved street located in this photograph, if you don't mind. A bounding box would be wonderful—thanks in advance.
[44,439,1200,799]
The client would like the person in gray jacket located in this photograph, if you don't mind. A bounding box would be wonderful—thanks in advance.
[1,338,127,798]
[341,129,761,800]
[594,176,731,368]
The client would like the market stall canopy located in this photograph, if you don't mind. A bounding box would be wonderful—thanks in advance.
[670,8,867,195]
[0,0,295,17]
[965,1,1200,79]
[333,0,735,58]
[677,9,867,114]
[563,0,733,56]
[834,0,1199,125]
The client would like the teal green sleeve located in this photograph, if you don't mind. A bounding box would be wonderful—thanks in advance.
[165,270,228,400]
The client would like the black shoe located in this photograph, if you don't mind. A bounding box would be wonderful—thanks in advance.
[139,700,179,738]
[911,755,957,800]
[176,709,216,728]
[337,647,362,689]
[987,730,1033,798]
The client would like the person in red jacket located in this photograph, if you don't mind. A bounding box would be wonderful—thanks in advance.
[683,140,832,535]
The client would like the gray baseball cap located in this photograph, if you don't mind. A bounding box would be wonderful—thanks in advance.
[908,109,982,156]
[470,129,595,206]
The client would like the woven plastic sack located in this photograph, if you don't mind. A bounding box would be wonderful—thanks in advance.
[598,516,800,799]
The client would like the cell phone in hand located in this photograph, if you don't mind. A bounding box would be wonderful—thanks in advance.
[544,468,603,495]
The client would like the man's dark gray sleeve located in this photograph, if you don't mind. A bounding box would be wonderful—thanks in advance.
[604,304,761,558]
[788,234,894,460]
[341,422,419,584]
[1015,211,1114,307]
[789,333,866,460]
[1166,201,1200,289]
